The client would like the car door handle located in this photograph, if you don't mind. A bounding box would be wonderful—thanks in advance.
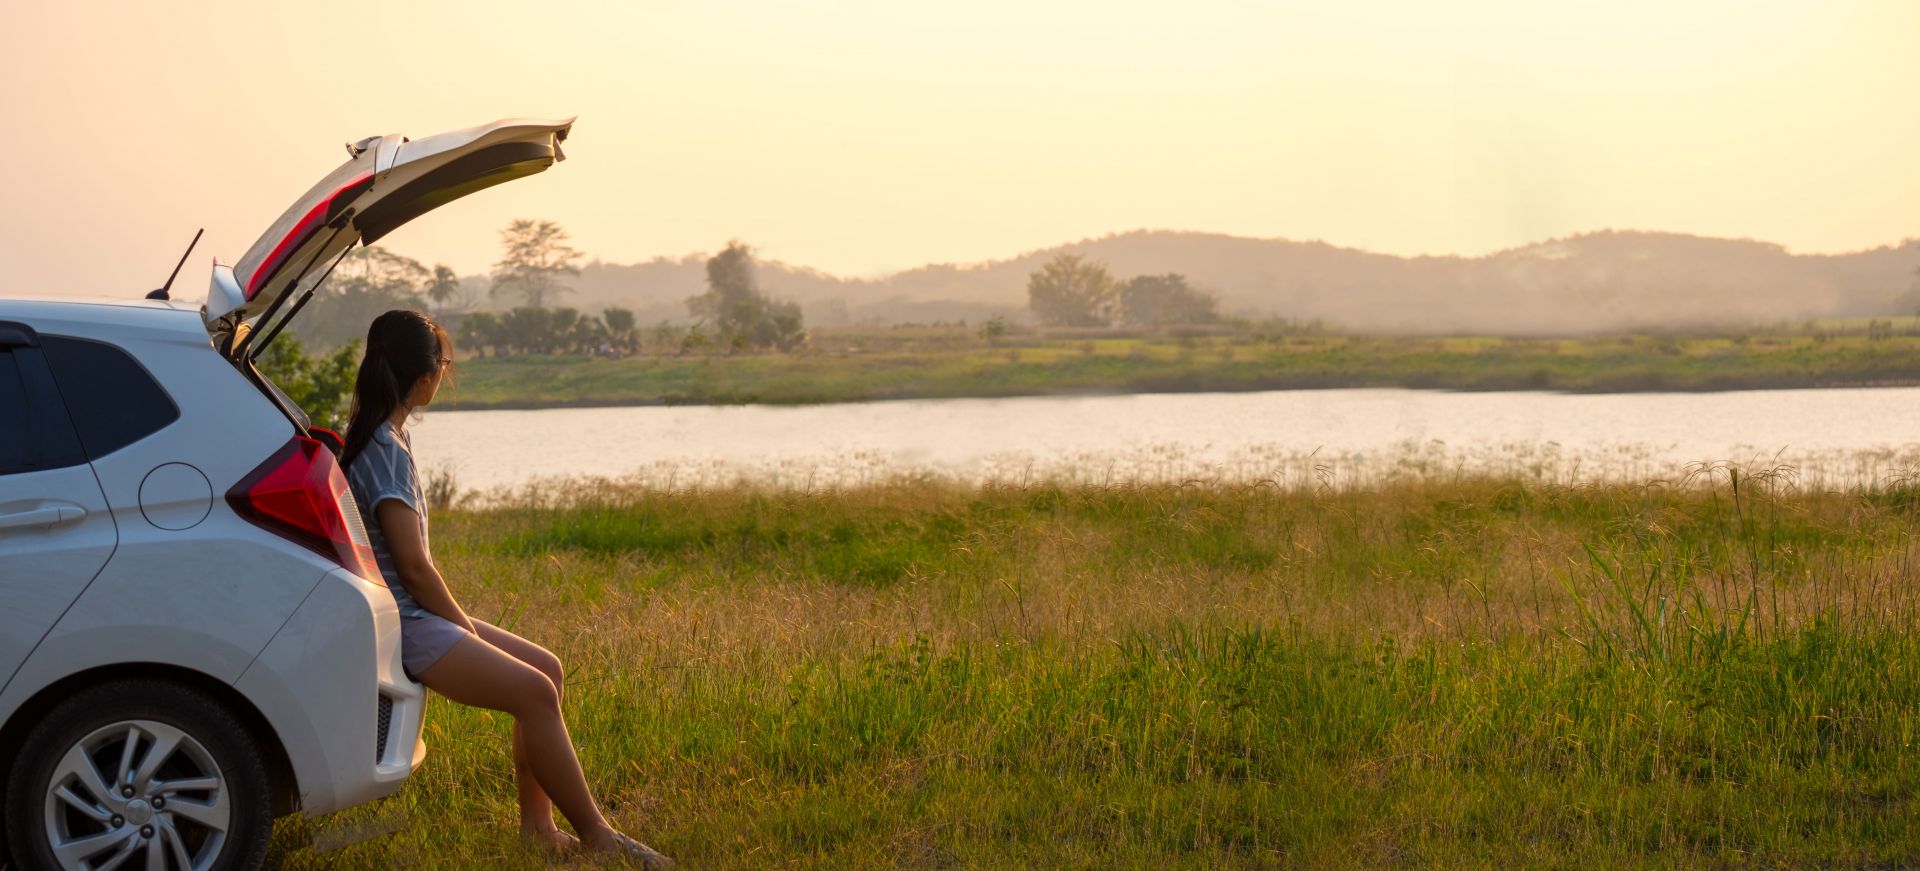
[0,504,87,531]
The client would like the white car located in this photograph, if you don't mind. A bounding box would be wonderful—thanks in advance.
[0,117,572,870]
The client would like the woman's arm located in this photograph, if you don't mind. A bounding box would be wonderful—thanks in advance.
[376,499,477,634]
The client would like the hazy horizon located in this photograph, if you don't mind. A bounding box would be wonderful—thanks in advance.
[448,227,1920,336]
[4,1,1916,299]
[494,224,1920,285]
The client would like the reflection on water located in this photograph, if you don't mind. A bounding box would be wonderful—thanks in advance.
[408,387,1920,496]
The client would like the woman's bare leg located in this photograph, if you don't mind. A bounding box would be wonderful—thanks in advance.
[471,620,572,847]
[416,632,616,844]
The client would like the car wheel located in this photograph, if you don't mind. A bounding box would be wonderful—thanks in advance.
[5,680,272,871]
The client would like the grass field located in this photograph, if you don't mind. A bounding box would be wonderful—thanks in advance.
[438,324,1920,409]
[264,464,1920,868]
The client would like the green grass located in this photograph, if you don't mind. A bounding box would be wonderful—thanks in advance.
[438,327,1920,408]
[270,471,1920,868]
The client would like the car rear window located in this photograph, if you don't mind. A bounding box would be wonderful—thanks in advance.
[0,350,32,472]
[0,347,88,475]
[41,336,180,460]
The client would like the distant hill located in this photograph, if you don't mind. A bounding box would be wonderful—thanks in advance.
[483,230,1920,334]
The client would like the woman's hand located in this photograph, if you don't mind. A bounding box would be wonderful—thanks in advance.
[377,499,475,632]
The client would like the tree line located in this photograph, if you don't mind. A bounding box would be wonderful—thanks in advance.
[291,219,806,357]
[462,235,805,357]
[1027,253,1220,328]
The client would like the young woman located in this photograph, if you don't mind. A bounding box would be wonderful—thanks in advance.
[340,310,670,867]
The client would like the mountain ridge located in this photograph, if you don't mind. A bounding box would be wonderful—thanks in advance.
[515,229,1920,334]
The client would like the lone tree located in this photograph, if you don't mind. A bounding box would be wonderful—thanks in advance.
[425,264,464,314]
[1027,253,1117,327]
[490,219,582,308]
[685,240,805,352]
[1118,273,1220,326]
[603,306,639,354]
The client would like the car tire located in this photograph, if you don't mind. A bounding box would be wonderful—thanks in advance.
[4,679,273,871]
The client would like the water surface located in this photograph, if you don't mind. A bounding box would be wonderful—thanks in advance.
[409,387,1920,493]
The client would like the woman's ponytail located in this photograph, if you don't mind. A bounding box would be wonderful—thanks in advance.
[341,310,451,468]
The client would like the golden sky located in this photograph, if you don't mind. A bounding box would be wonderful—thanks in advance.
[3,0,1916,298]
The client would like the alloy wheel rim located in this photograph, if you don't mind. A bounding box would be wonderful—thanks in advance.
[42,719,230,871]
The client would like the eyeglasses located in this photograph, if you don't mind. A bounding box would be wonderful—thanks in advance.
[436,356,453,369]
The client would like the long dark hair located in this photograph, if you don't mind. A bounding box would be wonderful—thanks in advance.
[341,310,450,469]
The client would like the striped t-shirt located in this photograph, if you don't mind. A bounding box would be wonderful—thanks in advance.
[344,421,433,618]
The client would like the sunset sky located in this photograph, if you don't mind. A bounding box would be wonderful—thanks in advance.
[2,0,1915,299]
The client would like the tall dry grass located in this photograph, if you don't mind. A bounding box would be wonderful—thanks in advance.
[272,465,1920,868]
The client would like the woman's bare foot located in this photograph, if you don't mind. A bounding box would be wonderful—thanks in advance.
[581,828,673,868]
[521,826,580,854]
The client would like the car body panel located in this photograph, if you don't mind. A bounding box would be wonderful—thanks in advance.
[0,563,321,716]
[34,531,332,678]
[0,297,204,334]
[0,461,116,694]
[235,567,423,815]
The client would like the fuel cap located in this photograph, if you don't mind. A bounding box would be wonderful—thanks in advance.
[139,462,213,530]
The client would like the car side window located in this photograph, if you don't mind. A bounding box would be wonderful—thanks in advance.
[40,335,180,461]
[0,346,88,476]
[0,350,30,472]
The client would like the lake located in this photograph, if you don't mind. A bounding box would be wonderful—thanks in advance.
[408,387,1920,495]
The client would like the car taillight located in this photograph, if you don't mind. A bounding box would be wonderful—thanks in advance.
[228,436,383,584]
[309,425,345,457]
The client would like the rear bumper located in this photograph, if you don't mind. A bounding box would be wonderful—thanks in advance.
[234,568,426,816]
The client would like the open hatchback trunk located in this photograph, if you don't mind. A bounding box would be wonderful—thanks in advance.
[205,117,573,358]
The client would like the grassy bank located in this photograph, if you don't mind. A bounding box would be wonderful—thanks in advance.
[267,469,1920,868]
[439,327,1920,408]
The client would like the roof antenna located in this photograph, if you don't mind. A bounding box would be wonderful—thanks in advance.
[146,228,204,301]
